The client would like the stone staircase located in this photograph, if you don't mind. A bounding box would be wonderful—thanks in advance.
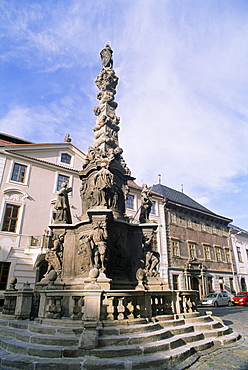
[0,313,240,370]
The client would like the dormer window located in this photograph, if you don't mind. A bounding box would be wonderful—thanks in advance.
[60,153,71,165]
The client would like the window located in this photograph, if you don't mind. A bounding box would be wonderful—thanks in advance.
[207,276,213,292]
[189,244,196,259]
[150,201,156,215]
[61,153,71,164]
[172,241,179,257]
[229,277,234,293]
[57,174,70,191]
[170,213,176,223]
[152,232,158,251]
[2,204,20,233]
[186,218,192,228]
[126,194,134,209]
[215,247,222,261]
[11,163,27,183]
[204,246,211,260]
[225,249,231,263]
[172,275,179,290]
[237,247,243,263]
[0,262,10,290]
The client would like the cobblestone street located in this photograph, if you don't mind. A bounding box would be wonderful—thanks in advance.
[188,306,248,370]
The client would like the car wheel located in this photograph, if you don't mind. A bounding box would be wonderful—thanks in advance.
[214,301,218,307]
[228,301,232,306]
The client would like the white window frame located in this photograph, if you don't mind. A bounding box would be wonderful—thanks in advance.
[8,160,31,187]
[58,151,74,167]
[150,201,156,215]
[54,172,73,194]
[126,194,135,210]
[0,188,29,234]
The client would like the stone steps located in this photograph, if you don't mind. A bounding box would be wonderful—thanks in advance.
[0,314,241,369]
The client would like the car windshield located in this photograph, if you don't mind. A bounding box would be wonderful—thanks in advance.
[236,293,247,297]
[205,293,217,298]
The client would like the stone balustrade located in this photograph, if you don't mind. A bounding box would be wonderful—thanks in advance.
[2,282,198,322]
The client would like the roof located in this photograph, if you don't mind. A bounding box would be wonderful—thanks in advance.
[0,133,33,145]
[128,180,164,198]
[152,183,232,221]
[229,224,248,235]
[5,150,79,173]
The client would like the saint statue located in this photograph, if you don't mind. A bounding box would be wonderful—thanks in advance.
[100,43,113,69]
[54,182,72,223]
[94,162,114,207]
[139,184,152,223]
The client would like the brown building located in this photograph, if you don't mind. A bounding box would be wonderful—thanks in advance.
[153,183,233,298]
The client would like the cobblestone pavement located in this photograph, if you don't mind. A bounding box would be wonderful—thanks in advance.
[188,306,248,370]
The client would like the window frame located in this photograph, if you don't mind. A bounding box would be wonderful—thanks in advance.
[204,245,211,260]
[58,151,74,167]
[1,203,20,233]
[150,201,156,215]
[237,247,243,263]
[0,262,11,290]
[172,240,180,257]
[54,172,72,193]
[126,194,135,210]
[172,274,180,290]
[215,247,222,262]
[60,153,72,165]
[9,161,31,186]
[225,248,231,263]
[1,188,28,234]
[189,243,196,259]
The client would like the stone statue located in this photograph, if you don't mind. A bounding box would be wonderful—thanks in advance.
[142,232,160,277]
[54,182,72,223]
[64,133,71,142]
[93,163,114,207]
[78,234,94,272]
[90,220,108,273]
[44,233,65,277]
[100,43,113,69]
[139,184,152,223]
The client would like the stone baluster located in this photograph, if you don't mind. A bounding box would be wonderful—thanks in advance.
[182,295,187,313]
[106,296,115,320]
[187,298,193,313]
[53,296,63,319]
[117,297,125,320]
[71,296,81,320]
[127,299,134,319]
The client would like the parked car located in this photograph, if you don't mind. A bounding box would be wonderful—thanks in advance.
[232,292,248,306]
[199,292,231,307]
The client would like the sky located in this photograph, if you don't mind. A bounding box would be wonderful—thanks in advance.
[1,0,248,229]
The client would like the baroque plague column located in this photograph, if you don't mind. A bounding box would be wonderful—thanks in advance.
[41,44,167,292]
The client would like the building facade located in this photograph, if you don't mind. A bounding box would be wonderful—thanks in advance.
[229,225,248,293]
[153,183,233,298]
[0,134,86,296]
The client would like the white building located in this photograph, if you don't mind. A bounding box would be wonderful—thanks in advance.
[0,133,86,296]
[229,224,248,293]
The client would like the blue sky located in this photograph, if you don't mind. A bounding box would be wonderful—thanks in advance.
[1,0,248,229]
